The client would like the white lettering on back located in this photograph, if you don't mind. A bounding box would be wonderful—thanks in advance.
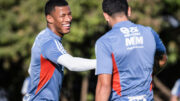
[120,27,144,50]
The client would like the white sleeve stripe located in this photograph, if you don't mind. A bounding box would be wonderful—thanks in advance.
[57,40,66,54]
[54,40,66,54]
[54,40,61,52]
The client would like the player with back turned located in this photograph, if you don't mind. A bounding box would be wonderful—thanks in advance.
[23,0,96,101]
[95,0,167,100]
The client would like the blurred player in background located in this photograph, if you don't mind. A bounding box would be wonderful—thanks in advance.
[95,0,167,100]
[21,76,31,96]
[171,79,180,101]
[21,76,31,98]
[23,0,96,101]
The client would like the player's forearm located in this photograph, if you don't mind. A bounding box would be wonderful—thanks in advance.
[170,95,178,101]
[57,54,96,71]
[95,83,111,101]
[159,54,167,68]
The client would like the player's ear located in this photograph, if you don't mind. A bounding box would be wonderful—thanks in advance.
[128,7,131,17]
[46,14,54,24]
[103,12,110,22]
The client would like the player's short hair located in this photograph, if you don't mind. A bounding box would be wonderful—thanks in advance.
[102,0,128,16]
[45,0,68,16]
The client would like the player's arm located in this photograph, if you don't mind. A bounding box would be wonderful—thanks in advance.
[95,39,112,101]
[154,52,167,69]
[170,95,178,101]
[96,74,111,101]
[151,29,167,68]
[42,40,96,72]
[57,54,96,71]
[158,54,167,67]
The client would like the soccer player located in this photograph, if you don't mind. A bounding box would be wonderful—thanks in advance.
[21,76,31,96]
[95,0,167,100]
[171,79,180,101]
[23,0,96,101]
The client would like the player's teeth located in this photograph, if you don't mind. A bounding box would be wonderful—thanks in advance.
[63,24,70,27]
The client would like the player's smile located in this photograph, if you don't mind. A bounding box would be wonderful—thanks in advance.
[48,6,72,36]
[62,23,71,31]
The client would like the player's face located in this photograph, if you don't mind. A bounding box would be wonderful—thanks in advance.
[51,6,72,35]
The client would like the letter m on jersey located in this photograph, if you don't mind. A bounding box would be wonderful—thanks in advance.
[125,36,143,46]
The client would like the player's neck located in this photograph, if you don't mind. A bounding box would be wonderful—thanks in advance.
[111,16,129,27]
[47,25,64,38]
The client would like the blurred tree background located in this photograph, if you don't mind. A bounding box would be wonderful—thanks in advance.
[0,0,179,101]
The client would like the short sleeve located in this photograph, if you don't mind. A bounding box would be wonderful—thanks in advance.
[151,29,166,54]
[171,79,180,96]
[95,39,112,75]
[41,40,67,64]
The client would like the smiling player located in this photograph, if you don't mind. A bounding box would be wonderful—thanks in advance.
[23,0,96,101]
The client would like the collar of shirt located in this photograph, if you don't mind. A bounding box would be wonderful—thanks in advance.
[45,27,62,41]
[112,20,133,29]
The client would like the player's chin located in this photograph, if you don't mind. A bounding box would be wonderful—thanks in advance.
[62,30,70,34]
[61,28,70,34]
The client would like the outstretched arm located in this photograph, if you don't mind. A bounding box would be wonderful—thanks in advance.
[57,54,96,71]
[41,40,96,71]
[96,74,112,101]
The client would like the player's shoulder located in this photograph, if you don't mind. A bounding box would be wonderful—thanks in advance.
[35,28,59,45]
[137,24,159,37]
[36,28,53,41]
[96,31,112,44]
[135,23,153,31]
[135,24,158,38]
